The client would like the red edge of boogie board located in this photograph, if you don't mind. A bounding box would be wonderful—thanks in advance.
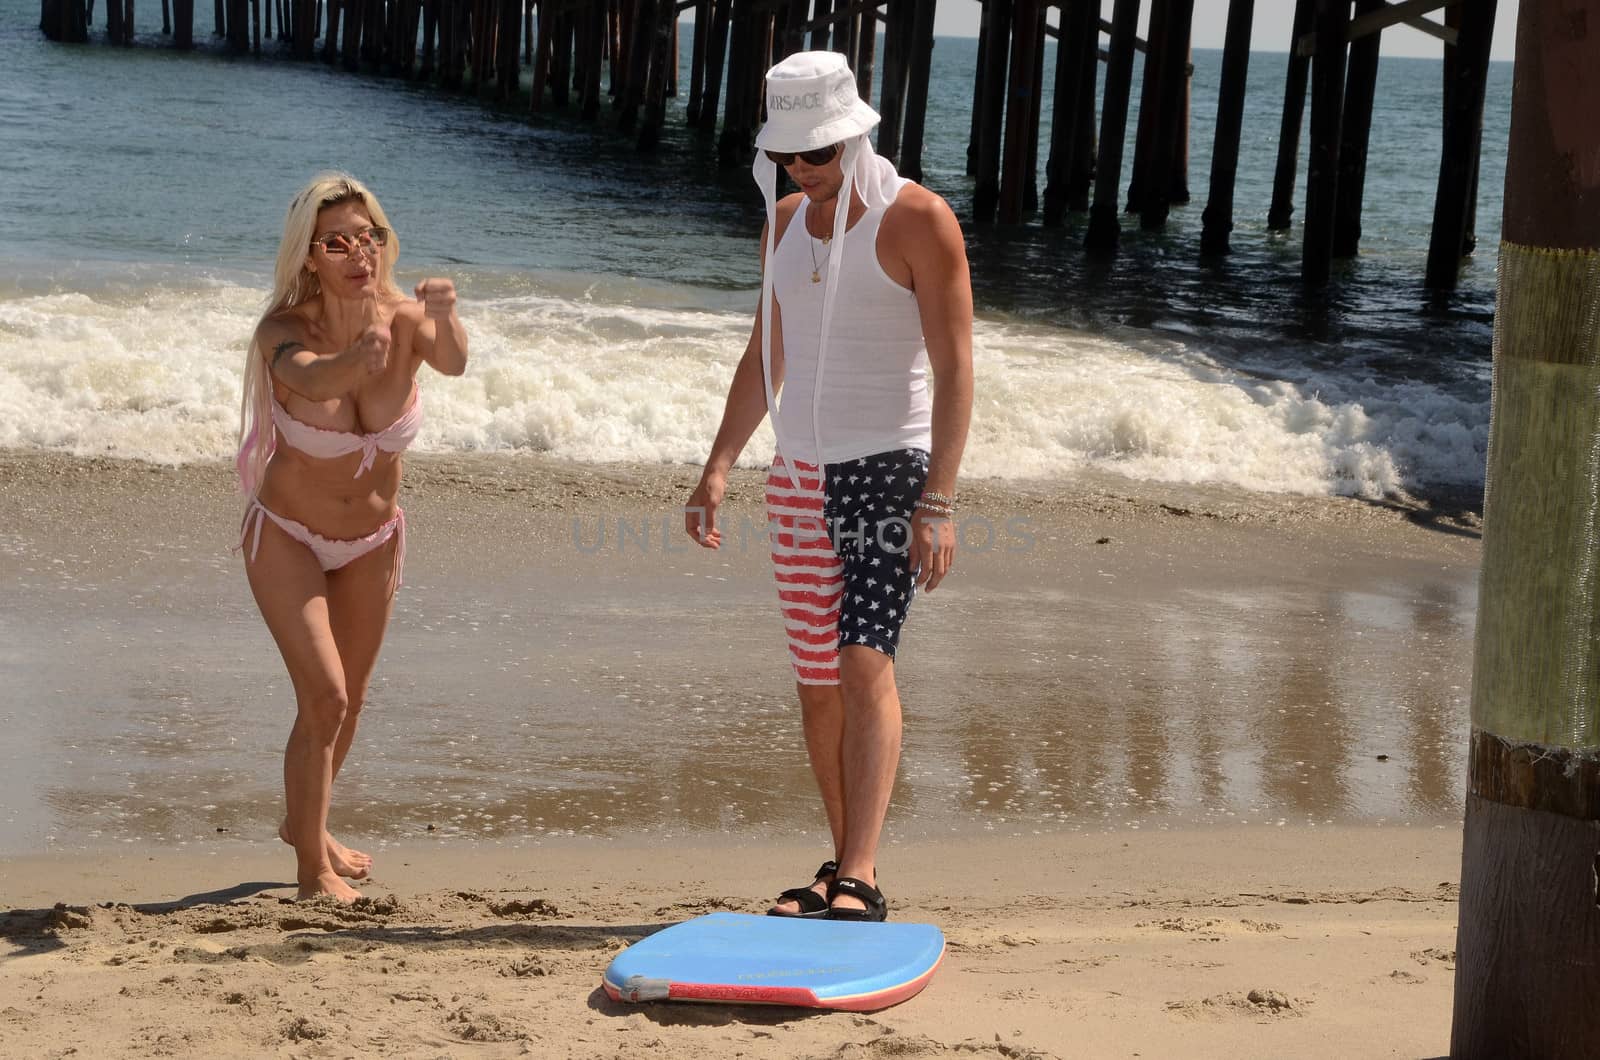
[602,954,943,1012]
[601,913,947,1012]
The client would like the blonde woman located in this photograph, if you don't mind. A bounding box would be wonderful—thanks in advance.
[237,173,467,902]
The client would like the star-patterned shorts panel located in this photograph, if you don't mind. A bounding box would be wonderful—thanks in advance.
[823,448,930,660]
[765,448,930,684]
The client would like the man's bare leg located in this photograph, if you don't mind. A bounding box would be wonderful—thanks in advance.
[770,681,847,914]
[832,645,902,913]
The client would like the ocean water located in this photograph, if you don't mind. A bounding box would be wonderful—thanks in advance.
[0,3,1505,500]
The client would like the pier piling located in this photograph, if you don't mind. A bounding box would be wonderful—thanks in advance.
[1085,0,1140,253]
[50,0,1504,293]
[1200,0,1253,255]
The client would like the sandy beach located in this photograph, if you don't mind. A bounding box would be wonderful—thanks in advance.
[0,450,1481,1057]
[1,827,1462,1059]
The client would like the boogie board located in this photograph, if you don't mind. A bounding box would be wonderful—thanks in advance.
[602,912,945,1012]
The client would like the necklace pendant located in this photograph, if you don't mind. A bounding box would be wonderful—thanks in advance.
[811,270,821,284]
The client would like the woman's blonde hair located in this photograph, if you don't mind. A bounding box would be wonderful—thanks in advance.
[236,172,403,496]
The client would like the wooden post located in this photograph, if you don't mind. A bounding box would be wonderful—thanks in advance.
[470,0,489,90]
[1450,6,1600,1054]
[998,0,1042,224]
[1067,2,1097,211]
[362,0,378,67]
[1127,0,1172,215]
[618,0,653,131]
[496,0,520,99]
[1199,0,1253,254]
[1426,0,1498,289]
[1084,0,1140,253]
[967,0,991,177]
[773,0,798,58]
[232,0,251,50]
[899,0,937,183]
[1267,0,1315,229]
[252,0,261,52]
[810,0,830,51]
[1302,0,1349,285]
[338,0,359,68]
[1140,0,1193,230]
[531,0,553,108]
[687,0,710,123]
[448,0,469,87]
[855,5,876,105]
[972,0,1012,222]
[878,0,918,163]
[1445,2,1484,257]
[1332,0,1382,258]
[264,0,271,43]
[578,0,603,116]
[174,0,193,46]
[1024,2,1045,213]
[322,0,339,62]
[843,6,859,82]
[1045,0,1092,225]
[551,7,574,106]
[639,0,675,149]
[214,0,223,36]
[419,0,435,77]
[700,0,731,130]
[1167,39,1192,204]
[667,17,678,96]
[717,0,755,164]
[106,0,123,41]
[608,0,622,92]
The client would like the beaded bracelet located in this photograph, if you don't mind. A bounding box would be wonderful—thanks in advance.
[921,489,958,508]
[913,499,955,517]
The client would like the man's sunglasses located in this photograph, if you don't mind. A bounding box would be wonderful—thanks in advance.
[310,226,391,257]
[764,144,841,167]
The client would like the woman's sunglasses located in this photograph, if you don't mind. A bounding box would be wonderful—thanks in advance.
[764,144,841,167]
[310,226,391,258]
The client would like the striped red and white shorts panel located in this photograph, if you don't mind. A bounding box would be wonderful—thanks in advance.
[766,455,843,686]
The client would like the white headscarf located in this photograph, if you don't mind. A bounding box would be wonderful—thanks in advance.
[753,135,911,487]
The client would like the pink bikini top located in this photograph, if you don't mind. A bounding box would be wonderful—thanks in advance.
[270,390,424,477]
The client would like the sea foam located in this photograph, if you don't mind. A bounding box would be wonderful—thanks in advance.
[0,278,1487,498]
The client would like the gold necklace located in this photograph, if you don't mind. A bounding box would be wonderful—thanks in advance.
[807,202,833,285]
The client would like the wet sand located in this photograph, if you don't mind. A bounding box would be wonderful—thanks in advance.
[0,449,1480,1056]
[0,449,1481,852]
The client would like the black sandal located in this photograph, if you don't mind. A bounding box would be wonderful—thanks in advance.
[766,859,839,919]
[825,876,888,922]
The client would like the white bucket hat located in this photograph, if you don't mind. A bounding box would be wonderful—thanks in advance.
[752,52,911,487]
[754,51,881,152]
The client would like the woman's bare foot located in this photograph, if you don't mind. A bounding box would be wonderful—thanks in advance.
[297,870,362,904]
[280,821,372,879]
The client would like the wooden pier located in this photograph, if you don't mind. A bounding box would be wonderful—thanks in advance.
[39,0,1502,291]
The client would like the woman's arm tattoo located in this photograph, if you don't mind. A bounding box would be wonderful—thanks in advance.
[271,339,305,366]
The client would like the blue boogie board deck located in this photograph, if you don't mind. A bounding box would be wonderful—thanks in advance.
[603,912,945,1012]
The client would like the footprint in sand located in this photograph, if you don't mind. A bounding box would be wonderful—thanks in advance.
[1166,989,1307,1021]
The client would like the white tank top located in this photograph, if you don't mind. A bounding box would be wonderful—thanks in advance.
[771,194,933,466]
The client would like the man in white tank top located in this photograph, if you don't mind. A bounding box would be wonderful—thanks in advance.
[685,52,974,923]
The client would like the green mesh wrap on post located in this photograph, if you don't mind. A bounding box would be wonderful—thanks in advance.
[1471,243,1600,748]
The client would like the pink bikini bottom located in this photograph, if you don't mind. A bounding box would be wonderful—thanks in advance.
[240,500,405,587]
